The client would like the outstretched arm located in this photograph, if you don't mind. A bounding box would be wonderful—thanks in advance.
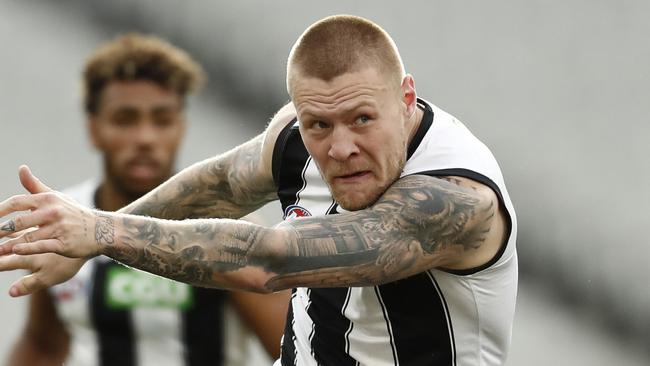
[1,173,505,293]
[0,104,295,296]
[4,289,70,366]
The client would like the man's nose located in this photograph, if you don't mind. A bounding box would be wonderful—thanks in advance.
[133,121,157,145]
[328,127,360,161]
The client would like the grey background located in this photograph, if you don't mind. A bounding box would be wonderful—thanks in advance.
[1,1,648,365]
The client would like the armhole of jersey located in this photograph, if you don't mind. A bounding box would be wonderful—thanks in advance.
[272,118,298,187]
[415,168,513,276]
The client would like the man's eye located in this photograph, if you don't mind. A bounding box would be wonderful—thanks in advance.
[153,115,175,128]
[112,114,136,127]
[355,115,371,125]
[313,121,329,129]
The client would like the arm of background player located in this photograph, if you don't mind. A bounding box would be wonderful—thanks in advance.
[4,289,69,366]
[230,290,291,359]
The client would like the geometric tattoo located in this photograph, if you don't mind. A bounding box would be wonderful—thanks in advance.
[1,220,15,232]
[95,213,115,245]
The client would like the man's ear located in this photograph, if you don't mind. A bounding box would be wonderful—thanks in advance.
[401,74,417,118]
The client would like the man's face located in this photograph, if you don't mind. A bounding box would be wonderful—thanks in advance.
[89,80,185,197]
[292,68,411,211]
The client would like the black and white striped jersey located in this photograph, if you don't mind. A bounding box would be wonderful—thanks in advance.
[272,99,518,366]
[50,180,270,366]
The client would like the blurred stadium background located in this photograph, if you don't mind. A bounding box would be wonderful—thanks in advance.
[1,1,648,365]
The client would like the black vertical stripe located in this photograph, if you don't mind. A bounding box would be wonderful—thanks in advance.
[280,290,298,366]
[308,288,357,365]
[182,287,226,366]
[274,124,311,213]
[407,99,434,159]
[90,261,136,366]
[376,272,455,366]
[272,118,298,186]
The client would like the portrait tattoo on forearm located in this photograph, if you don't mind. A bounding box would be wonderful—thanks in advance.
[1,220,16,232]
[95,213,115,245]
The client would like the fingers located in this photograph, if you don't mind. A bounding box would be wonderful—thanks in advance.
[0,194,39,220]
[0,226,55,255]
[0,255,41,297]
[9,273,44,297]
[12,239,64,256]
[19,165,53,194]
[7,227,37,239]
[0,209,53,240]
[0,254,30,272]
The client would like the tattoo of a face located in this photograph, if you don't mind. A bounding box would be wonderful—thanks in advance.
[1,220,16,232]
[95,213,115,245]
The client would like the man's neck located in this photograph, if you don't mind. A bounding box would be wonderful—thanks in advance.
[95,180,135,212]
[407,104,425,145]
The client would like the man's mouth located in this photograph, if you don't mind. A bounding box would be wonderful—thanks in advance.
[125,157,161,180]
[333,170,371,183]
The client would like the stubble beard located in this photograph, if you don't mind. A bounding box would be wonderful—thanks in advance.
[104,155,172,203]
[328,150,406,211]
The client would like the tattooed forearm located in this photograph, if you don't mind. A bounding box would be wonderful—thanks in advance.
[266,174,496,289]
[102,215,275,289]
[1,220,15,232]
[95,213,115,245]
[102,175,497,292]
[123,135,277,220]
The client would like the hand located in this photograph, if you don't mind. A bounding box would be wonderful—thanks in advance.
[0,253,86,297]
[0,165,101,259]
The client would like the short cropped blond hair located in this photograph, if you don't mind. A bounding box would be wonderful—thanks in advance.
[287,15,405,95]
[83,33,205,115]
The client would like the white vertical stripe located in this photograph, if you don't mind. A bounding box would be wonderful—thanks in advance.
[343,287,395,366]
[296,159,335,216]
[294,157,312,206]
[290,288,319,366]
[50,258,98,366]
[373,287,399,366]
[341,288,353,354]
[132,307,184,366]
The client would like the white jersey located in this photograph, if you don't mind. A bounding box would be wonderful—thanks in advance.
[271,99,518,366]
[51,180,271,366]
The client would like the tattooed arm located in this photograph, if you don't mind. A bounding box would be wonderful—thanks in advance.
[0,105,295,297]
[0,109,505,293]
[119,103,298,220]
[82,174,504,292]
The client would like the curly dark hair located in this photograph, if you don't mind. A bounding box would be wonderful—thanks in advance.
[83,33,205,115]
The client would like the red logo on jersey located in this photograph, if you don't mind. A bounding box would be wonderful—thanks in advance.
[284,205,312,220]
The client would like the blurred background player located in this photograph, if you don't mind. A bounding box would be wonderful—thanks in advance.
[5,33,289,366]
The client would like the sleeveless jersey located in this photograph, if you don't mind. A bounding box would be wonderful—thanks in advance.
[51,180,271,366]
[271,99,518,366]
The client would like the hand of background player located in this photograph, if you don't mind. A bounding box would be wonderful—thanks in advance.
[0,252,86,297]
